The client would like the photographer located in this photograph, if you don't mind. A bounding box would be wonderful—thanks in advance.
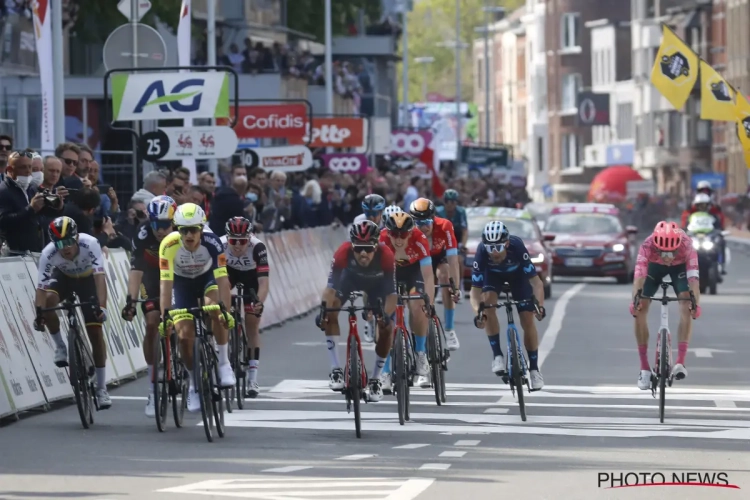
[62,187,129,249]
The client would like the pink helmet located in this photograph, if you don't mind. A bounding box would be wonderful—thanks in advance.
[652,221,682,251]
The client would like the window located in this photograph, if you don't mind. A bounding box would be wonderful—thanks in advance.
[561,13,580,48]
[561,73,582,110]
[562,134,579,169]
[617,103,634,140]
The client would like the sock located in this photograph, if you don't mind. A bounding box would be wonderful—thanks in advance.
[638,344,649,370]
[187,370,194,389]
[217,343,229,365]
[677,342,689,365]
[372,356,386,379]
[445,309,455,330]
[147,365,154,393]
[248,360,259,383]
[383,354,391,374]
[414,335,426,353]
[95,367,106,390]
[528,350,539,371]
[326,337,340,369]
[50,331,65,349]
[488,334,503,358]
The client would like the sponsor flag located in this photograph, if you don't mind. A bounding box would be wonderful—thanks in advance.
[32,0,55,152]
[418,138,445,198]
[733,92,750,154]
[650,24,699,111]
[177,0,196,182]
[699,60,735,121]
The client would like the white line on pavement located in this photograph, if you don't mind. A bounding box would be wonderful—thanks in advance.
[715,400,738,408]
[419,463,451,470]
[537,283,586,368]
[393,444,430,449]
[335,454,375,461]
[262,465,314,473]
[454,440,480,446]
[439,451,466,458]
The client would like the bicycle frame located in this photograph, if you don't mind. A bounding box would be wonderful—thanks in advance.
[503,307,529,382]
[343,310,368,392]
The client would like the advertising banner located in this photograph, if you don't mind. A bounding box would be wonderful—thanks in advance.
[159,126,239,160]
[300,117,367,148]
[390,130,432,158]
[241,146,313,172]
[228,104,307,141]
[320,153,370,174]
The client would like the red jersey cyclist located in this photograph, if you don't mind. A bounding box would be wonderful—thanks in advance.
[631,221,701,390]
[378,210,434,390]
[408,197,461,351]
[317,220,398,402]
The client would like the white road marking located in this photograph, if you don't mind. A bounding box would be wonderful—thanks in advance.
[393,443,430,449]
[335,454,375,461]
[538,283,586,368]
[262,465,314,473]
[439,451,466,458]
[715,400,737,408]
[419,463,451,470]
[454,440,481,446]
[692,348,732,358]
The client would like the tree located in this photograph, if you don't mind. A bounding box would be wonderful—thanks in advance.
[286,0,382,41]
[398,0,523,103]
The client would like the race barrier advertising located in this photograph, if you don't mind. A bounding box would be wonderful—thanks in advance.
[320,153,370,174]
[0,225,346,420]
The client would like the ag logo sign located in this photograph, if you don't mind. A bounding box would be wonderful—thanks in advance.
[111,71,230,121]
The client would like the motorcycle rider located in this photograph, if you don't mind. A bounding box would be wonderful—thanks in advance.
[681,192,727,275]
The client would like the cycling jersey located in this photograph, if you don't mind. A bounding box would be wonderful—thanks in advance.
[472,236,537,312]
[130,222,161,272]
[327,242,396,301]
[220,234,269,277]
[680,205,725,229]
[634,233,699,283]
[425,216,458,257]
[37,233,105,289]
[159,230,227,281]
[379,228,432,267]
[436,205,468,239]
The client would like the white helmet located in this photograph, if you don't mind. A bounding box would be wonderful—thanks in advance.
[173,203,206,227]
[696,180,712,191]
[692,193,711,206]
[482,220,510,244]
[383,205,403,218]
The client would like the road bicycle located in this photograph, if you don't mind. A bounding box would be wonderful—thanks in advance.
[428,278,457,406]
[318,292,384,438]
[392,284,427,425]
[633,275,696,423]
[228,283,261,411]
[164,300,230,442]
[40,294,102,429]
[475,284,542,422]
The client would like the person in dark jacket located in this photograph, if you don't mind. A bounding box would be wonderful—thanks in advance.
[208,165,248,236]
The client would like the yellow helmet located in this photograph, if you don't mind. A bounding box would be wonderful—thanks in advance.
[173,203,205,227]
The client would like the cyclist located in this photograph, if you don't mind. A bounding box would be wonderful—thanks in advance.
[379,211,434,390]
[317,220,397,402]
[353,194,387,228]
[471,221,547,391]
[33,217,111,408]
[221,216,269,398]
[383,205,404,219]
[122,195,177,417]
[409,197,461,351]
[158,203,236,413]
[631,221,701,389]
[436,189,469,282]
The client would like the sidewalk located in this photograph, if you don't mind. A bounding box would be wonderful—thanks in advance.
[728,228,750,240]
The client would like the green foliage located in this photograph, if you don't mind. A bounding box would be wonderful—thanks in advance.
[286,0,382,41]
[67,0,183,44]
[399,0,523,103]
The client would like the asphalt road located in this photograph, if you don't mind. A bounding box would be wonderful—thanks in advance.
[2,247,750,500]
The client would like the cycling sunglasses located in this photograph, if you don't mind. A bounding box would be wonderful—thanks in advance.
[415,218,433,227]
[150,220,172,231]
[353,244,377,254]
[177,226,202,235]
[660,251,675,259]
[486,243,508,253]
[55,237,77,249]
[228,237,249,246]
[390,229,410,239]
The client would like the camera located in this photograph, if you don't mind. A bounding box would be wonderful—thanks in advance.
[38,188,60,208]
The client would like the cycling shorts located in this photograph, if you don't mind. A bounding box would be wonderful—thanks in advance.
[172,271,218,315]
[642,262,689,297]
[431,249,449,276]
[396,262,425,295]
[481,273,535,313]
[45,270,101,325]
[227,267,260,313]
[329,270,394,308]
[138,270,160,315]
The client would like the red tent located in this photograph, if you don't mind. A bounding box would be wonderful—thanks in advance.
[587,166,644,203]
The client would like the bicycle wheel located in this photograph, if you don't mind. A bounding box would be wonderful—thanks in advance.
[659,328,668,423]
[434,316,447,403]
[404,335,412,422]
[195,339,214,442]
[153,334,168,432]
[393,328,407,425]
[210,347,226,438]
[348,335,362,438]
[68,331,93,429]
[427,319,443,406]
[171,333,187,428]
[509,328,526,422]
[236,321,247,409]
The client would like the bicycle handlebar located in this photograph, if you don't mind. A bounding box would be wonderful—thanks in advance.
[40,299,99,314]
[434,277,457,294]
[167,303,227,318]
[233,283,262,317]
[476,297,541,318]
[633,288,696,310]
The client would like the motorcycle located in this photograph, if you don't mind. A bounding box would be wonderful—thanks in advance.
[686,212,721,295]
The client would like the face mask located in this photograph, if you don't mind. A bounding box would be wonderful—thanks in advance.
[246,192,258,202]
[235,174,247,182]
[30,171,43,186]
[15,175,31,189]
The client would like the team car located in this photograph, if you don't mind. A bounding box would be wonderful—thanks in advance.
[464,207,553,298]
[543,203,638,284]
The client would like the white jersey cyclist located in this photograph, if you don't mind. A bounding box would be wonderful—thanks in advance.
[220,233,268,272]
[38,233,105,287]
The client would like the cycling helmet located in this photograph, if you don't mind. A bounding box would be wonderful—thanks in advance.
[362,194,386,214]
[482,220,510,245]
[147,195,177,221]
[48,216,78,242]
[443,189,459,202]
[385,211,414,232]
[383,205,403,218]
[225,216,251,238]
[349,220,380,245]
[692,193,711,207]
[652,221,682,252]
[696,180,713,195]
[173,203,206,227]
[409,197,436,220]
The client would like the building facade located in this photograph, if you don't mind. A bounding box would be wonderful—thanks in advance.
[724,0,750,193]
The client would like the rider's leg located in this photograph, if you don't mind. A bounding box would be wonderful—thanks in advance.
[245,312,261,388]
[143,309,161,389]
[480,289,505,375]
[43,292,65,353]
[512,279,540,371]
[675,292,694,365]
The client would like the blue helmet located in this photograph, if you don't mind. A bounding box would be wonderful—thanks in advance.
[362,194,386,215]
[147,195,177,221]
[444,189,459,202]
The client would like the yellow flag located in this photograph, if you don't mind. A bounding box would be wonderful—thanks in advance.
[650,24,699,110]
[699,60,736,121]
[734,93,750,151]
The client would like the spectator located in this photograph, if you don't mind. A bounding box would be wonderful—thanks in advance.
[227,42,244,73]
[88,160,119,217]
[188,185,206,206]
[30,153,43,188]
[76,143,94,188]
[0,151,48,253]
[54,142,82,188]
[166,167,190,205]
[299,179,332,228]
[116,199,149,241]
[198,171,216,214]
[244,183,263,232]
[261,170,291,232]
[402,176,420,209]
[62,187,101,236]
[38,155,62,192]
[131,170,167,204]
[0,134,12,180]
[208,165,248,236]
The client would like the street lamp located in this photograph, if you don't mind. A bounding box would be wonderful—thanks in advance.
[414,56,435,101]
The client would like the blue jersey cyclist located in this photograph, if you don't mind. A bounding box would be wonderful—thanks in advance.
[436,189,468,251]
[470,221,547,391]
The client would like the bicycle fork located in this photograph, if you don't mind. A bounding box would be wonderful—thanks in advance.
[505,325,529,388]
[652,304,674,395]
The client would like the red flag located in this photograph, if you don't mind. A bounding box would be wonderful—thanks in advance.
[419,145,445,198]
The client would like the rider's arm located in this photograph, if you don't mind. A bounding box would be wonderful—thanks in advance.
[632,239,650,296]
[35,246,53,308]
[380,246,397,297]
[414,231,435,302]
[444,220,461,287]
[459,209,469,247]
[469,244,487,313]
[684,240,701,305]
[89,238,108,309]
[128,238,146,300]
[204,233,231,307]
[158,233,178,316]
[325,243,350,294]
[254,242,270,303]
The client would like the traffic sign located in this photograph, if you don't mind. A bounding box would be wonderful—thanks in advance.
[158,127,239,160]
[103,23,167,71]
[117,0,152,22]
[139,130,170,162]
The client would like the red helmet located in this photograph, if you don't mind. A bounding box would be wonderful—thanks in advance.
[349,220,380,245]
[225,216,251,238]
[652,221,682,252]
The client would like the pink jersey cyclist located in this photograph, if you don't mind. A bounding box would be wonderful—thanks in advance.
[634,231,699,289]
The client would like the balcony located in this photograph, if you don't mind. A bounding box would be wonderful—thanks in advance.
[307,86,355,115]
